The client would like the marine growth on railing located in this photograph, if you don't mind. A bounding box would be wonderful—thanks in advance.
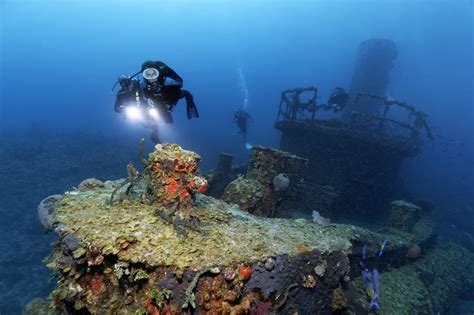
[350,93,433,141]
[275,87,433,142]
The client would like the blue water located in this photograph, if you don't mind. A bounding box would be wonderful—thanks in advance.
[1,0,473,313]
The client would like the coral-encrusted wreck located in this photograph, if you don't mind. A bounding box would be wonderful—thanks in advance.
[222,146,308,218]
[33,143,474,315]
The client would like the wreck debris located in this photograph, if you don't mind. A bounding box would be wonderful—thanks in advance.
[110,142,208,210]
[222,175,264,214]
[109,142,208,237]
[223,146,308,217]
[387,200,422,231]
[205,153,236,198]
[247,146,308,186]
[273,42,431,222]
[109,165,149,205]
[274,87,432,221]
[141,143,208,210]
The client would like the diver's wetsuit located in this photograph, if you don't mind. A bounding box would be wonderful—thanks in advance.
[234,110,252,142]
[141,61,199,120]
[325,87,349,112]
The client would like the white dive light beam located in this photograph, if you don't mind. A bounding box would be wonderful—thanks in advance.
[125,106,143,121]
[148,107,159,120]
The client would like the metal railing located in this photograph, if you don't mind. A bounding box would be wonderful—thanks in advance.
[350,93,433,140]
[275,88,433,141]
[276,87,318,121]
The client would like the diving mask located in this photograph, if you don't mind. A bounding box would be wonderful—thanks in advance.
[142,68,159,83]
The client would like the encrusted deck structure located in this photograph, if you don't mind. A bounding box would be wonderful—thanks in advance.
[34,180,474,315]
[274,90,433,221]
[275,118,419,220]
[41,183,357,314]
[30,144,474,315]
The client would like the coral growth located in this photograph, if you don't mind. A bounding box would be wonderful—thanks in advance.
[142,143,208,211]
[273,173,290,191]
[406,244,421,259]
[302,275,317,288]
[108,143,209,237]
[331,287,348,311]
[222,175,265,214]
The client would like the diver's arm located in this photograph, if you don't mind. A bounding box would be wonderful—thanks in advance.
[114,93,126,113]
[162,66,183,83]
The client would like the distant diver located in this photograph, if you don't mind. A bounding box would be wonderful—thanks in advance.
[233,109,253,149]
[324,87,349,113]
[112,60,199,144]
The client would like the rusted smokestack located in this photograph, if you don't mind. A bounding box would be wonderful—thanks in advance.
[343,39,398,120]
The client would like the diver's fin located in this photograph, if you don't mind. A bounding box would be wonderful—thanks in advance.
[186,103,199,119]
[183,90,199,119]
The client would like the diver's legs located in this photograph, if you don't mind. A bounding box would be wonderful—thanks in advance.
[150,125,160,144]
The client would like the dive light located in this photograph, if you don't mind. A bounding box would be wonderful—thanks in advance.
[149,107,159,120]
[124,106,143,121]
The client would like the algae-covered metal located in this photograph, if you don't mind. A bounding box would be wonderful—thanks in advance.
[34,143,470,314]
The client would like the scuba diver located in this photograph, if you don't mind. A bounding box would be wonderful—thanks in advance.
[324,87,349,113]
[233,109,253,144]
[114,75,141,113]
[113,61,199,144]
[140,60,199,121]
[113,73,161,143]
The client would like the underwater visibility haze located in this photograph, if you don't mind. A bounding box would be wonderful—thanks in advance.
[0,0,473,314]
